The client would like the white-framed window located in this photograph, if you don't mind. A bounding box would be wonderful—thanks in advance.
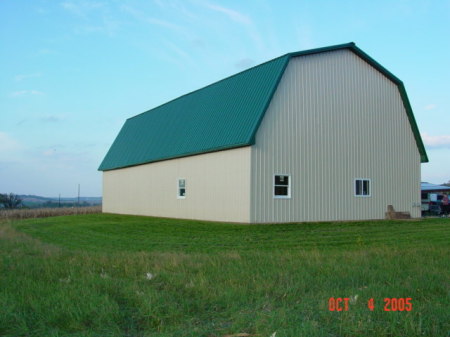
[355,178,371,197]
[274,174,291,198]
[177,178,186,199]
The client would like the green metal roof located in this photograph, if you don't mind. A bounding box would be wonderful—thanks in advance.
[99,42,428,171]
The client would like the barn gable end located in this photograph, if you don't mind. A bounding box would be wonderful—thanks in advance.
[250,49,423,222]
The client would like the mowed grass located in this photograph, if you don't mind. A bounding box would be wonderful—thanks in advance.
[1,214,449,337]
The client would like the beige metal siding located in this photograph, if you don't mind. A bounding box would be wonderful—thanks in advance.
[103,146,251,222]
[251,49,421,223]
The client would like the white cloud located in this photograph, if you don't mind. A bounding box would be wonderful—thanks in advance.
[154,0,198,20]
[194,1,264,53]
[152,0,165,9]
[61,1,104,18]
[75,18,119,36]
[61,1,79,13]
[147,17,185,31]
[235,58,255,69]
[202,2,252,25]
[422,133,450,148]
[14,73,41,82]
[0,132,21,153]
[37,48,55,55]
[119,4,140,18]
[61,1,119,36]
[120,5,186,35]
[424,104,437,110]
[40,115,65,123]
[42,149,56,156]
[163,40,188,58]
[10,90,44,97]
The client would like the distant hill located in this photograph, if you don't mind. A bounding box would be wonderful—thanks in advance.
[18,195,102,208]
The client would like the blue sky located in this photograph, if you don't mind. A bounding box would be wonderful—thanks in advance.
[1,0,449,197]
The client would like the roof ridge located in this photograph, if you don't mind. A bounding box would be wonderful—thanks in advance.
[287,42,355,58]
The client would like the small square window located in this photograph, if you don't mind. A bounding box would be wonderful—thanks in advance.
[177,179,186,198]
[274,174,291,198]
[355,179,370,197]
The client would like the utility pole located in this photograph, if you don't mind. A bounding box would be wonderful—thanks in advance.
[77,184,80,207]
[58,193,61,208]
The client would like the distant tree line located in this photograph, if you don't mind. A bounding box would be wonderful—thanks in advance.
[0,193,23,209]
[42,200,93,208]
[0,193,99,210]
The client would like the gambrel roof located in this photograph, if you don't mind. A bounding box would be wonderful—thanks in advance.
[99,42,428,171]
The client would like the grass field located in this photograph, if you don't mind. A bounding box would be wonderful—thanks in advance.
[1,214,449,336]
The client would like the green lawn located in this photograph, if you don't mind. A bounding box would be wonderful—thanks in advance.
[1,214,449,336]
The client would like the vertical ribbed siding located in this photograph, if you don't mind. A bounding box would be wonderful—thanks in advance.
[103,146,251,223]
[250,50,421,223]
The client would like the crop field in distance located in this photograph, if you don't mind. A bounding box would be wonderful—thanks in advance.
[0,212,449,337]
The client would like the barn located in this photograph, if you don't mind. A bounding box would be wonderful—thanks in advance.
[99,42,428,223]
